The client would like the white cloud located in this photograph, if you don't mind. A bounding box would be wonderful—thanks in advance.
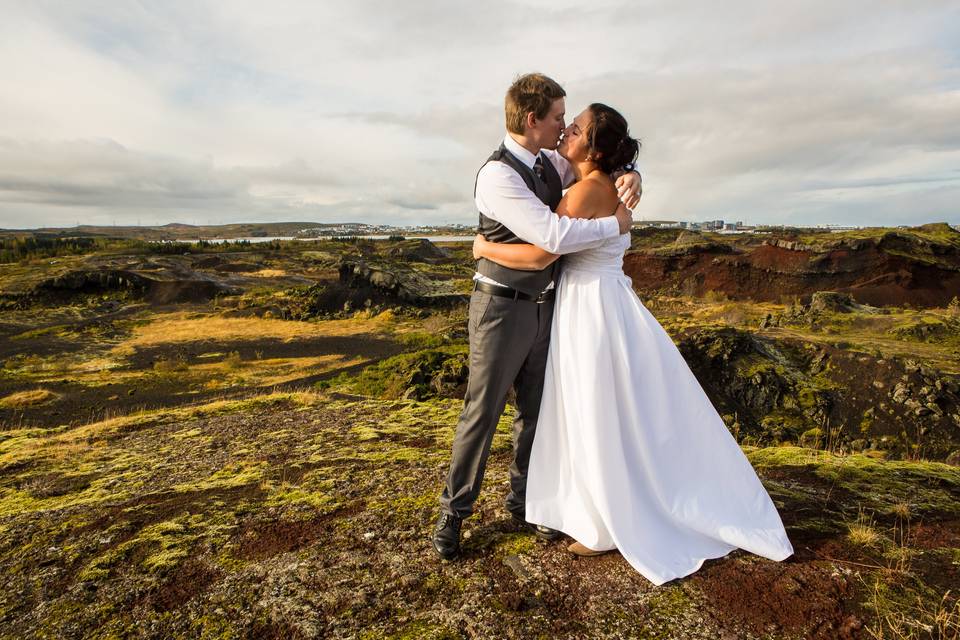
[0,0,958,229]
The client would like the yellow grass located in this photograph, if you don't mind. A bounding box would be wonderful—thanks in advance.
[250,269,287,277]
[847,510,882,547]
[891,501,912,520]
[21,352,365,392]
[0,391,324,470]
[188,354,366,387]
[0,388,60,408]
[112,311,394,352]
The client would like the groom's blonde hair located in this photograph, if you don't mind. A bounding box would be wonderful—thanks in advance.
[505,73,566,135]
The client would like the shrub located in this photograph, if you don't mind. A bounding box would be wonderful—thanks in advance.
[799,427,822,448]
[223,351,243,369]
[320,346,468,400]
[154,357,188,373]
[398,331,448,350]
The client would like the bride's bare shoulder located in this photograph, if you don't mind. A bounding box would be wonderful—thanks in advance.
[559,173,619,219]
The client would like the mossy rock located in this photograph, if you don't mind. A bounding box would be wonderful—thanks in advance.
[321,346,469,400]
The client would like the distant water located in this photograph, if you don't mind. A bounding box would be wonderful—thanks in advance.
[201,235,475,243]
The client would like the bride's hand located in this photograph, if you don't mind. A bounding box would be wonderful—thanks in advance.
[472,234,487,260]
[615,171,642,209]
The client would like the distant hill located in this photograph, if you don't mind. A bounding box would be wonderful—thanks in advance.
[0,222,336,241]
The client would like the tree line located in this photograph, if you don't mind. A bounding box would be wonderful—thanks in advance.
[0,236,264,263]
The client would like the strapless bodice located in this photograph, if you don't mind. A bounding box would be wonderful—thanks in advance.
[561,232,630,275]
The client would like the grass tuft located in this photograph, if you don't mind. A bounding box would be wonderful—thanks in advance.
[891,501,912,521]
[847,509,882,547]
[0,388,59,408]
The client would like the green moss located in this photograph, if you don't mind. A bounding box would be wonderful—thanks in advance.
[799,427,822,447]
[360,620,461,640]
[321,346,468,400]
[78,514,207,580]
[10,325,63,340]
[748,446,960,521]
[635,585,699,639]
[0,474,131,519]
[173,462,266,492]
[493,532,538,557]
[859,572,958,639]
[859,410,875,435]
[397,331,449,350]
[264,481,338,511]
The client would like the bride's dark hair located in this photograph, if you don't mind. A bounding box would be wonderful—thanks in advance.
[586,103,640,175]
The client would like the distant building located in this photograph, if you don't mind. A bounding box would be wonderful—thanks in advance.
[815,224,863,231]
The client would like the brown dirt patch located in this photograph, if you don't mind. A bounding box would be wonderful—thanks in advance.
[693,555,862,639]
[18,472,98,498]
[908,519,960,549]
[143,557,223,612]
[233,501,365,561]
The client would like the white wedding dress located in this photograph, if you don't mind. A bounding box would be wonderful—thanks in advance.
[525,233,794,586]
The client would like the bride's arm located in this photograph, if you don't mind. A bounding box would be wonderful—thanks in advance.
[472,234,559,271]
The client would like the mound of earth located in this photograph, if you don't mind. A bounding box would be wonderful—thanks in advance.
[0,392,956,638]
[807,291,882,314]
[624,223,960,308]
[275,259,469,320]
[29,265,240,305]
[385,238,451,263]
[338,259,468,306]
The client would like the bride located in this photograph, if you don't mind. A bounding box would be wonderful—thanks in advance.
[472,103,794,585]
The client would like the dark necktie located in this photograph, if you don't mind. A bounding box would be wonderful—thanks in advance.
[533,155,546,183]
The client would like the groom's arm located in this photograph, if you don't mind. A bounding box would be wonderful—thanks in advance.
[476,162,626,255]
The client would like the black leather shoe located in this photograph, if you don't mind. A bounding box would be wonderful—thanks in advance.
[432,512,463,559]
[511,513,563,542]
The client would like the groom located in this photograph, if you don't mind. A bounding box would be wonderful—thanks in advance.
[434,73,642,559]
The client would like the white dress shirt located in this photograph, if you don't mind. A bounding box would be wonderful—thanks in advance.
[473,134,621,289]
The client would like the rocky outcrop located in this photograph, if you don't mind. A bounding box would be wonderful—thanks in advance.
[889,317,960,343]
[32,267,239,304]
[676,328,835,444]
[273,259,468,320]
[385,238,450,263]
[337,259,468,307]
[808,291,882,314]
[322,346,469,401]
[623,224,960,308]
[674,327,960,458]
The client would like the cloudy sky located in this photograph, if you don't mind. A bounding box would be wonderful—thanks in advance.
[1,1,958,229]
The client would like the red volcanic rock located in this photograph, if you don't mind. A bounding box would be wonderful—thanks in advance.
[623,224,960,308]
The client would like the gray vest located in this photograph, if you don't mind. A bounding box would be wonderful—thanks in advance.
[475,144,563,296]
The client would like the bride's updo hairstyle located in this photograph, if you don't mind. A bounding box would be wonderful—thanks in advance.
[586,103,640,175]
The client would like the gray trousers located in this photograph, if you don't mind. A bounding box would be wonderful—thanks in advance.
[439,287,555,519]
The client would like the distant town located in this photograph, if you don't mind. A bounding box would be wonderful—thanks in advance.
[3,220,957,242]
[299,220,958,237]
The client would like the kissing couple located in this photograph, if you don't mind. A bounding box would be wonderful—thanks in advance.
[434,73,793,585]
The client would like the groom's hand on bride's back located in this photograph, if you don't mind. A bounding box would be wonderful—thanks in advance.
[614,202,633,234]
